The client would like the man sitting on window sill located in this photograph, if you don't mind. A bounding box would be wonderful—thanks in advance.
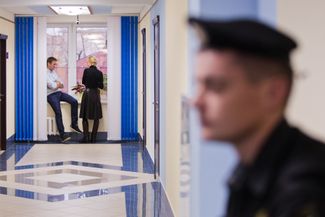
[47,56,82,142]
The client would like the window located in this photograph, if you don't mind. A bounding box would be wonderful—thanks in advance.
[76,27,108,101]
[46,25,108,101]
[47,27,69,93]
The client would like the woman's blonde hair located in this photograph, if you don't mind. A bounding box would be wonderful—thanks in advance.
[88,56,97,66]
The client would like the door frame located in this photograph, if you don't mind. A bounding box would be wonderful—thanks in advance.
[0,34,7,150]
[141,28,147,147]
[152,16,160,178]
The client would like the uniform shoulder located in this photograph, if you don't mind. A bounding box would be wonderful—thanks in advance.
[289,127,325,163]
[277,127,325,191]
[269,128,325,216]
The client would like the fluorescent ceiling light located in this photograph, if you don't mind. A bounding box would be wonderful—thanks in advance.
[50,6,91,16]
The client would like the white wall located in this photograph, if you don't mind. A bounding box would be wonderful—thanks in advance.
[139,0,190,215]
[0,9,15,139]
[107,17,121,140]
[164,0,188,215]
[36,17,48,141]
[278,0,325,142]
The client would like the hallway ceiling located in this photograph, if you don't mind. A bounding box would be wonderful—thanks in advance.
[0,0,155,16]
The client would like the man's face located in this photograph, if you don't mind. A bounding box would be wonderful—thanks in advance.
[193,50,268,143]
[47,61,57,71]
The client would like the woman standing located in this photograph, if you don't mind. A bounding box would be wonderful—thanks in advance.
[79,56,104,143]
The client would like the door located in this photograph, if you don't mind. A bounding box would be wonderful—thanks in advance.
[0,34,7,150]
[153,16,160,178]
[141,28,147,147]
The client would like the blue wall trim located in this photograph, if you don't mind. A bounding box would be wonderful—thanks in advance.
[121,16,138,140]
[15,17,34,141]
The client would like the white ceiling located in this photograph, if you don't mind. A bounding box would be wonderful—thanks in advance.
[0,0,155,16]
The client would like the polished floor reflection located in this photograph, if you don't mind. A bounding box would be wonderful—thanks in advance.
[0,141,174,217]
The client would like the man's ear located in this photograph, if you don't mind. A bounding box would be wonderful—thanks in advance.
[261,77,288,111]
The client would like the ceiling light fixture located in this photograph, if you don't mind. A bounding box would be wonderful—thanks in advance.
[50,6,91,16]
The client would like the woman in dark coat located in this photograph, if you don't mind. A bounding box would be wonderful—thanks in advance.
[79,56,104,143]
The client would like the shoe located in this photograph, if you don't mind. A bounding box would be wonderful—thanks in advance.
[71,125,82,134]
[60,134,71,143]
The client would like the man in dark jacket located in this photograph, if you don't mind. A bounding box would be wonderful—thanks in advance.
[189,18,325,217]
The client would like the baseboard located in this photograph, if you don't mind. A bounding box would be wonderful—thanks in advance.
[137,133,143,142]
[8,132,144,144]
[6,134,15,142]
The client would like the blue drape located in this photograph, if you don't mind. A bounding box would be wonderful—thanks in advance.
[121,16,138,140]
[15,17,34,141]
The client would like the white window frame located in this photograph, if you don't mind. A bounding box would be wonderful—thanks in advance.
[44,18,121,141]
[47,23,108,101]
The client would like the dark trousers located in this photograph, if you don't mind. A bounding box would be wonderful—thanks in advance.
[47,91,78,136]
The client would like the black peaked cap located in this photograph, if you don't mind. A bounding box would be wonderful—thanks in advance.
[188,17,297,59]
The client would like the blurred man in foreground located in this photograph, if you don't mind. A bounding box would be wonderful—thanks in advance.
[190,18,325,217]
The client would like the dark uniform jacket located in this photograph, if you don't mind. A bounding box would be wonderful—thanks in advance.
[226,119,325,217]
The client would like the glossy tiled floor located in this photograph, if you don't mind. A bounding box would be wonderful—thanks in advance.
[0,140,174,217]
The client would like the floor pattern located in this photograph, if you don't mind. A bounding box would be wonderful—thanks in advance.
[0,140,174,217]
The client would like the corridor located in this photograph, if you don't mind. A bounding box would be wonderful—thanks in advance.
[1,0,323,216]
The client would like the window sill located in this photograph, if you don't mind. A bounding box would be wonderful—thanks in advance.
[60,101,108,105]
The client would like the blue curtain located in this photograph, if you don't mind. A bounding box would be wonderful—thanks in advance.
[15,17,34,141]
[121,16,138,140]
